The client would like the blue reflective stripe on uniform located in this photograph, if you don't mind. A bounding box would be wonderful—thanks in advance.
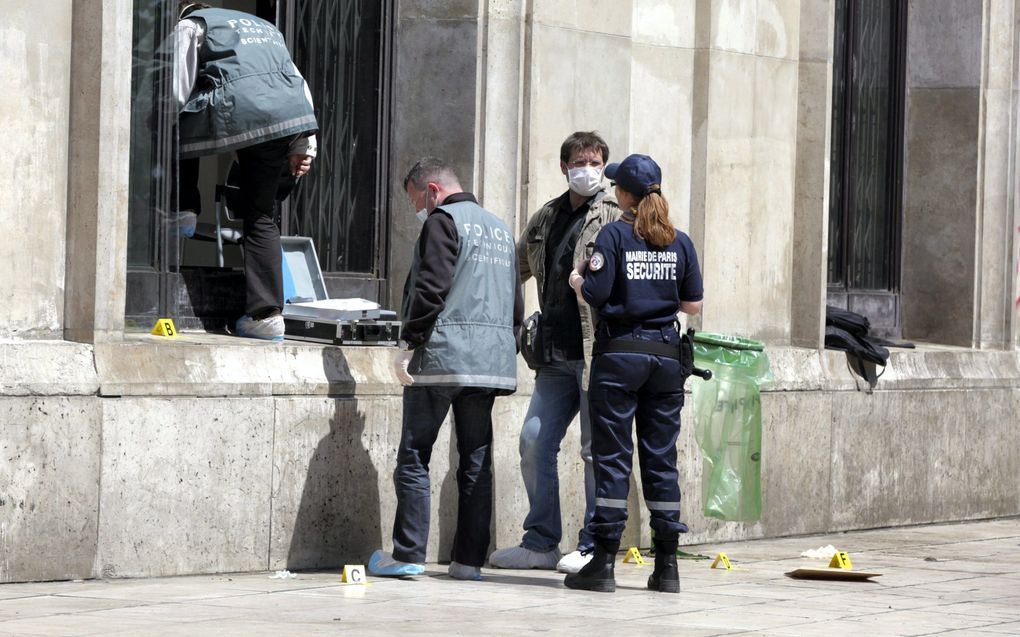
[645,500,681,511]
[595,497,628,508]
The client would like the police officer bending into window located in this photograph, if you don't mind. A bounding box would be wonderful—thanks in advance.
[175,1,317,341]
[565,154,704,594]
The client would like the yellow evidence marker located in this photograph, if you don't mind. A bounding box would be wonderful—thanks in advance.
[623,547,646,565]
[829,551,853,570]
[710,552,733,570]
[341,564,368,585]
[786,549,882,581]
[151,318,178,338]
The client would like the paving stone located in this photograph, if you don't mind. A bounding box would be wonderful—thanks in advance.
[1,519,1019,635]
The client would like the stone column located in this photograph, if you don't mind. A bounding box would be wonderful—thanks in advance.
[974,0,1020,349]
[0,1,73,339]
[64,0,133,343]
[386,0,482,311]
[691,0,802,342]
[790,0,835,348]
[630,1,697,241]
[475,0,527,231]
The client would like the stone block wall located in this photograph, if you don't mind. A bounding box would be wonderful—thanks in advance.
[3,340,1019,583]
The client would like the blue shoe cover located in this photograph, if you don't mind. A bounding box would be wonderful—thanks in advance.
[368,550,425,577]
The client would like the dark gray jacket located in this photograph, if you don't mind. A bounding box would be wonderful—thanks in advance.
[179,8,317,158]
[403,200,519,392]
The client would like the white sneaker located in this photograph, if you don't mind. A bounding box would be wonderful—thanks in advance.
[557,549,594,574]
[488,545,561,569]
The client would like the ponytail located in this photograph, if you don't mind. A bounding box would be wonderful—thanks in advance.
[630,190,675,247]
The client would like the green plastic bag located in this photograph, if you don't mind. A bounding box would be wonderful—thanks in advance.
[691,333,773,522]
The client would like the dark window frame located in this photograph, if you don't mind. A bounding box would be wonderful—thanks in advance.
[827,0,908,337]
[279,0,395,302]
[125,0,395,331]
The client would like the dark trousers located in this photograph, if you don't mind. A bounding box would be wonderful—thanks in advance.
[586,328,689,543]
[392,385,496,567]
[179,156,202,215]
[179,137,290,317]
[235,137,290,317]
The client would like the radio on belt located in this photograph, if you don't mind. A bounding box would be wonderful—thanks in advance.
[280,237,400,346]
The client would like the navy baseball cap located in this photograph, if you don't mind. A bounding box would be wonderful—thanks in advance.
[604,154,662,196]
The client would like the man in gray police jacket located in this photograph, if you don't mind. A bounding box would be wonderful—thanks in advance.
[175,2,317,341]
[369,158,523,581]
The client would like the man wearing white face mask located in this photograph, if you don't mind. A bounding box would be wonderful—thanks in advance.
[489,132,621,574]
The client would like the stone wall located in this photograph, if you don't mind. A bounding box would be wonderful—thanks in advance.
[3,339,1019,582]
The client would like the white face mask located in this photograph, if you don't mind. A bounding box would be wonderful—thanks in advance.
[567,166,603,197]
[414,187,434,224]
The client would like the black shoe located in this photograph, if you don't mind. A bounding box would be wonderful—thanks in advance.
[564,539,619,593]
[647,539,679,593]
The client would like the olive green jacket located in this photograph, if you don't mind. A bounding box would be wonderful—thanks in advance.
[517,187,621,388]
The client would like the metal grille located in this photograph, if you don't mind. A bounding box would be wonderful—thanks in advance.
[280,0,390,278]
[828,0,906,292]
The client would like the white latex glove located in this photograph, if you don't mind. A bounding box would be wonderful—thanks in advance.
[569,269,585,297]
[393,347,415,386]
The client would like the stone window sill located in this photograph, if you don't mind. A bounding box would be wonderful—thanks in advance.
[1,336,1017,398]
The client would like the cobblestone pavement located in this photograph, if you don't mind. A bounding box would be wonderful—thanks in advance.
[2,518,1019,636]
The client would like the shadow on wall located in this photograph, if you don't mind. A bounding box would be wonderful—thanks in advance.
[286,398,382,569]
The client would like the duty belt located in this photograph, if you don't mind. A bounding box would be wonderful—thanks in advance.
[591,329,712,381]
[591,339,680,358]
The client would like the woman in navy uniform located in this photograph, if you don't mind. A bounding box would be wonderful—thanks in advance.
[564,154,703,593]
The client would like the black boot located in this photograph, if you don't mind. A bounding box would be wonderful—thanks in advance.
[564,538,619,593]
[647,538,679,593]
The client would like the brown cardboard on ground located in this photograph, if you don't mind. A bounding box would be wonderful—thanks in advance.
[785,567,882,581]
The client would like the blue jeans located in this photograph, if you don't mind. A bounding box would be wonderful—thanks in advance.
[519,360,596,552]
[392,385,496,567]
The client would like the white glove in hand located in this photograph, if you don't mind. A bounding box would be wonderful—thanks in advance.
[569,269,585,297]
[394,347,415,386]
